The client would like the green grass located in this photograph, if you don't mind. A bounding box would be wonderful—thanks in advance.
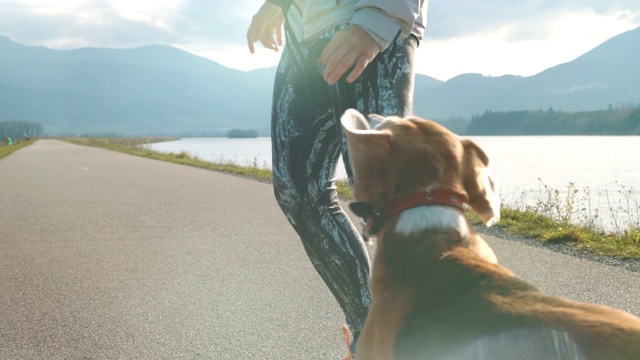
[64,137,274,182]
[0,140,34,159]
[491,181,640,259]
[64,137,640,260]
[492,208,640,259]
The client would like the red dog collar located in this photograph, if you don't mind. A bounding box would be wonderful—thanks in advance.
[350,189,465,235]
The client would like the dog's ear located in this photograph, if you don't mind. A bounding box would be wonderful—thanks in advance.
[366,113,386,129]
[341,109,393,203]
[461,139,500,227]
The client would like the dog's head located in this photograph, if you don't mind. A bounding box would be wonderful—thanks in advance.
[340,109,500,226]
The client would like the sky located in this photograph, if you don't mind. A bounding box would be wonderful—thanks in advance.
[0,0,639,81]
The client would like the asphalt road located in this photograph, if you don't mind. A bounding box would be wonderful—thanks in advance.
[1,140,639,359]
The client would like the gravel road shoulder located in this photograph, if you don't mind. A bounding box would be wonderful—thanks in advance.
[476,225,640,273]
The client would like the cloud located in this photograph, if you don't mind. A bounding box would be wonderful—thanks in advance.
[2,0,639,48]
[415,1,640,79]
[172,0,260,44]
[0,0,269,53]
[0,0,639,79]
[0,1,186,48]
[546,82,610,94]
[425,0,640,41]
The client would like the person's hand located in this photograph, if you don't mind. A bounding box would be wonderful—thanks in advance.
[320,25,381,85]
[247,2,284,53]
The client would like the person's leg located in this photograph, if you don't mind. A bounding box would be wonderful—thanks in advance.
[271,36,372,338]
[330,34,419,182]
[324,35,419,350]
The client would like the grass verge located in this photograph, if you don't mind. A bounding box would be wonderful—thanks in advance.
[64,137,640,260]
[63,137,273,182]
[493,208,639,259]
[0,140,34,160]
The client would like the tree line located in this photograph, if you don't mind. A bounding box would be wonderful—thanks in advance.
[1,120,43,143]
[226,128,258,138]
[465,106,640,135]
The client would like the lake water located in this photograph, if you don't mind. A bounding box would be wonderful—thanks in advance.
[145,136,640,232]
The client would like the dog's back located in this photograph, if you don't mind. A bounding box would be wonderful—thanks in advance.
[393,248,640,359]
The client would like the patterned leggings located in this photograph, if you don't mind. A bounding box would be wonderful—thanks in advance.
[271,26,417,337]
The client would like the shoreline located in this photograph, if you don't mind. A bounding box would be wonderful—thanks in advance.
[59,137,640,268]
[476,225,640,273]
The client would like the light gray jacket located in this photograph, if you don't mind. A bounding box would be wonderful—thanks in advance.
[280,0,427,50]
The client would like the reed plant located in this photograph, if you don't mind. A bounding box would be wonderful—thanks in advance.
[489,179,640,259]
[64,137,639,260]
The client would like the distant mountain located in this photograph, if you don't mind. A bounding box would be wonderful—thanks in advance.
[414,27,640,119]
[0,27,638,135]
[0,36,274,135]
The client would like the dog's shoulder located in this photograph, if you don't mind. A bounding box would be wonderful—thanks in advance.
[394,248,538,346]
[395,247,640,359]
[435,247,531,295]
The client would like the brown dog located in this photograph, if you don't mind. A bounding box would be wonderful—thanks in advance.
[340,109,640,360]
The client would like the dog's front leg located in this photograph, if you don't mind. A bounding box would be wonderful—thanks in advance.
[358,287,414,360]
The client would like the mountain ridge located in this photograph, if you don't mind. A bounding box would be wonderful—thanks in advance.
[1,27,638,135]
[415,27,640,118]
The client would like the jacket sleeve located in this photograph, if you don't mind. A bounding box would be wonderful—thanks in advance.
[265,0,293,9]
[351,0,426,50]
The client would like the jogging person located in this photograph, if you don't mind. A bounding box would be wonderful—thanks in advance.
[247,1,427,356]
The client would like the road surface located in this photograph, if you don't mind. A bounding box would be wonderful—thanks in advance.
[1,140,638,359]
